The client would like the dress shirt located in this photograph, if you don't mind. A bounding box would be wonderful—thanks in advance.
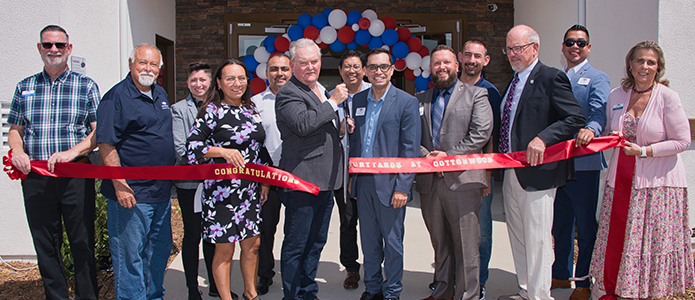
[361,83,392,158]
[500,58,539,149]
[251,87,282,166]
[430,82,456,130]
[563,59,589,80]
[333,82,372,147]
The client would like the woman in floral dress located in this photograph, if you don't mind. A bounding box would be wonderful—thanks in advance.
[187,58,269,300]
[590,41,694,299]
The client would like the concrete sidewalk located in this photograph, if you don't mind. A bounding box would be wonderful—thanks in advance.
[163,181,574,300]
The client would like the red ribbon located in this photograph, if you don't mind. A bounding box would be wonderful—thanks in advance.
[2,157,319,195]
[349,135,625,173]
[2,149,27,180]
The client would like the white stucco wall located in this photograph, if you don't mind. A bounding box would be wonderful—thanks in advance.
[0,0,175,258]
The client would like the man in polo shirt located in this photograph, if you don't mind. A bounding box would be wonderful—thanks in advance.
[96,43,175,300]
[8,24,100,300]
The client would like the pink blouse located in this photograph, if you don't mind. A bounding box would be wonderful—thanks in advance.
[604,83,690,189]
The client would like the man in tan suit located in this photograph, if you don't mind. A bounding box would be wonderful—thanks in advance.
[416,44,493,300]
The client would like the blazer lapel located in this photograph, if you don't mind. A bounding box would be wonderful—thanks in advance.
[515,62,542,120]
[442,81,464,126]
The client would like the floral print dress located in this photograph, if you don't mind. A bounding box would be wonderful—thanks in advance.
[590,113,695,298]
[186,102,269,243]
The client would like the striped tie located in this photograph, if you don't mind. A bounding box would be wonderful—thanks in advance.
[499,74,519,153]
[432,90,448,150]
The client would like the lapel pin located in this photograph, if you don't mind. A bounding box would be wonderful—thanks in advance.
[529,79,534,84]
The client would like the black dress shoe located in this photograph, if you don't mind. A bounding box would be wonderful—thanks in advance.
[257,276,273,295]
[359,291,384,300]
[343,271,360,289]
[209,289,239,300]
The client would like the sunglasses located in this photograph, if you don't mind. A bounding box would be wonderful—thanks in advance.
[564,39,587,48]
[41,42,68,49]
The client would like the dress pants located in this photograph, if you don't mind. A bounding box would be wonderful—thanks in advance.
[421,176,482,300]
[356,175,406,299]
[258,186,281,280]
[176,187,216,294]
[280,189,333,300]
[551,170,600,288]
[502,169,556,300]
[22,173,97,300]
[479,177,494,286]
[334,187,360,273]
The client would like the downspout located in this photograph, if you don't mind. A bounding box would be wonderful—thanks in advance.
[119,0,129,77]
[578,0,587,25]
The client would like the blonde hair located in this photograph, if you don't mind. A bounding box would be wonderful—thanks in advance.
[620,40,669,91]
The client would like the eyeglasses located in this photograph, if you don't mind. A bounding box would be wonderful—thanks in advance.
[366,64,392,73]
[502,42,534,55]
[564,39,588,48]
[341,64,362,71]
[224,76,248,84]
[41,42,68,49]
[268,66,290,72]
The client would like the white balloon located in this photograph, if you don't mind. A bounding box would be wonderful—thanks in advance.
[253,47,270,63]
[381,45,390,51]
[319,27,337,44]
[405,52,422,70]
[422,70,430,78]
[413,68,421,77]
[315,36,322,44]
[421,55,431,71]
[368,19,385,37]
[282,33,290,40]
[256,63,268,80]
[362,9,378,21]
[328,9,347,29]
[352,24,360,31]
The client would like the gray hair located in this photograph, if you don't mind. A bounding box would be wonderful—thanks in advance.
[129,43,164,68]
[288,38,321,62]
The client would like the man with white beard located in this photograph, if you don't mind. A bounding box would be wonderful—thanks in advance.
[96,43,175,300]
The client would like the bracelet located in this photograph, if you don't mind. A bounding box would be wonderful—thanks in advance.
[640,146,648,158]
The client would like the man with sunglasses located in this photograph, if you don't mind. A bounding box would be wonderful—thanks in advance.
[551,24,610,300]
[495,25,585,300]
[7,25,100,300]
[348,48,420,300]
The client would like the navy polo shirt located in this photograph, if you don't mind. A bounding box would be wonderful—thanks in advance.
[96,72,175,203]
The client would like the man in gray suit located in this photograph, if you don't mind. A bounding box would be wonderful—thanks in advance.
[274,38,348,300]
[416,45,493,300]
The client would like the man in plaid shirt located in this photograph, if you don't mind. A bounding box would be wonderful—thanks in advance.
[7,25,100,300]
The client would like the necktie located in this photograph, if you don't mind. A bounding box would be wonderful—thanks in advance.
[499,74,519,153]
[432,90,448,150]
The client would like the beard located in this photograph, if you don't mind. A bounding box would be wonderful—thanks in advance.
[432,69,458,89]
[43,53,68,68]
[137,71,156,86]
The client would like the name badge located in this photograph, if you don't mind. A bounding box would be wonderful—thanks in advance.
[253,114,262,123]
[419,106,424,116]
[355,107,366,116]
[578,78,590,85]
[21,90,35,97]
[613,103,624,111]
[160,101,170,110]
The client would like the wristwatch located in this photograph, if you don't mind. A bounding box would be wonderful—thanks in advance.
[640,146,648,158]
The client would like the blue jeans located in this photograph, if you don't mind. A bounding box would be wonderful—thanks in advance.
[280,190,334,300]
[108,199,172,300]
[479,177,494,286]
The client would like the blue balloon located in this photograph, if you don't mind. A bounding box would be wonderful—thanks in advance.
[242,55,260,73]
[249,72,255,80]
[288,25,304,41]
[263,36,277,53]
[414,75,430,92]
[347,10,362,25]
[297,14,312,28]
[312,14,328,29]
[347,41,358,50]
[390,54,396,65]
[368,36,383,49]
[392,42,409,59]
[322,8,333,18]
[330,40,346,52]
[382,29,399,46]
[354,29,371,45]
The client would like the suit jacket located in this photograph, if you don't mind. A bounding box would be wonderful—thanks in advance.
[349,84,421,206]
[275,76,343,191]
[493,61,586,191]
[415,80,493,194]
[568,62,610,171]
[171,95,201,189]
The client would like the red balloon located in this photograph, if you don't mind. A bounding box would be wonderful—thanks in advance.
[358,18,371,30]
[271,50,282,56]
[418,45,430,57]
[394,59,406,71]
[404,68,416,81]
[397,27,411,42]
[274,36,290,52]
[318,42,329,49]
[428,81,435,89]
[407,37,422,52]
[251,78,267,95]
[338,26,355,44]
[382,16,397,30]
[304,26,319,41]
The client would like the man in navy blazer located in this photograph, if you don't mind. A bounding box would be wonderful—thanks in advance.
[494,25,585,300]
[551,25,610,300]
[349,48,421,300]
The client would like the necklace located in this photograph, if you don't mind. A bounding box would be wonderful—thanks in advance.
[632,83,654,94]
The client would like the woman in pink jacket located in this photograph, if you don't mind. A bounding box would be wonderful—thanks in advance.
[590,40,694,299]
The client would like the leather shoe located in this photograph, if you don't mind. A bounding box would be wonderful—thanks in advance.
[569,287,591,300]
[344,271,360,289]
[257,276,272,295]
[209,290,239,300]
[551,278,571,290]
[497,294,527,300]
[420,296,453,300]
[359,291,384,300]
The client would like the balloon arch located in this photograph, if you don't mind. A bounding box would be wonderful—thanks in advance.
[244,8,435,95]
